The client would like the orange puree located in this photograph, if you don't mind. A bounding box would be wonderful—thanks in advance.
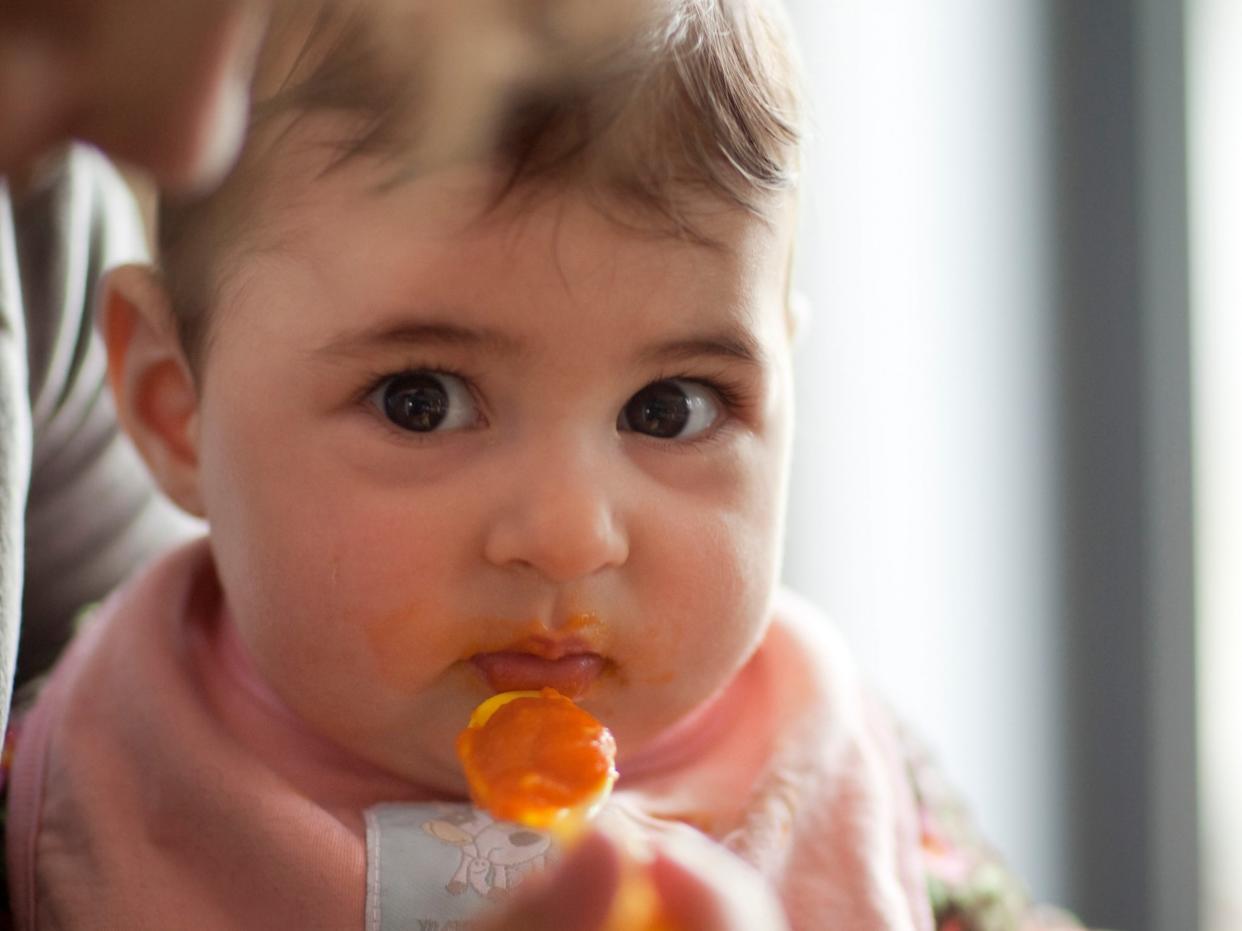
[456,688,618,829]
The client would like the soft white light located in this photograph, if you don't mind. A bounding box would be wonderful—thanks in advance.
[1189,2,1242,929]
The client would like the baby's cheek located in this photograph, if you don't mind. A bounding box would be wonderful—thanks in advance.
[362,604,455,691]
[636,515,769,685]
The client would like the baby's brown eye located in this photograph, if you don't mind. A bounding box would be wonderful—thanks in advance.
[619,379,721,439]
[371,371,478,432]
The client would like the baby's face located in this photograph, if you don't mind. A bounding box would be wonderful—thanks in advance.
[192,139,795,792]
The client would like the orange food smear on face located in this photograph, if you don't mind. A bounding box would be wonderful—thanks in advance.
[456,688,617,828]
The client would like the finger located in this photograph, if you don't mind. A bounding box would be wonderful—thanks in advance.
[648,849,789,931]
[476,831,621,931]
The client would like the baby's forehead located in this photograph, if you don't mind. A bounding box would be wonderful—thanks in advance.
[216,173,783,374]
[247,121,792,289]
[264,114,789,236]
[166,115,796,377]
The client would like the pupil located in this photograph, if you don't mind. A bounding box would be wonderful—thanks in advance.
[627,382,690,438]
[383,374,449,431]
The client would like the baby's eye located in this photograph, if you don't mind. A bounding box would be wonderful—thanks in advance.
[369,371,480,433]
[618,379,722,440]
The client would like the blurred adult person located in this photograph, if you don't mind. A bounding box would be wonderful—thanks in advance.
[1,0,277,739]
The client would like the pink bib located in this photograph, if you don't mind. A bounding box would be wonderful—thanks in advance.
[6,539,931,930]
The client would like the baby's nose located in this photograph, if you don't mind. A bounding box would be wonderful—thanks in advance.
[482,440,628,583]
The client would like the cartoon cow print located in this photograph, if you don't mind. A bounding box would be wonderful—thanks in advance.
[422,809,554,900]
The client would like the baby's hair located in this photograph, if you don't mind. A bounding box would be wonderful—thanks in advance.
[157,0,804,368]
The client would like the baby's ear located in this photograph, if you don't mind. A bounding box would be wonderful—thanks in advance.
[98,264,205,518]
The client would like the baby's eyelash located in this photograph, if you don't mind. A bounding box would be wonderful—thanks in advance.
[354,364,473,405]
[651,371,753,412]
[704,377,749,411]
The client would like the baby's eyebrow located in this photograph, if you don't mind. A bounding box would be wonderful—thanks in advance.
[639,329,765,368]
[315,317,524,360]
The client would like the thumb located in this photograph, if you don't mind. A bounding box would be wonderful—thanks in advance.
[477,832,621,931]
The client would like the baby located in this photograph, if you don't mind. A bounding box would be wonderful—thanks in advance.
[3,2,943,929]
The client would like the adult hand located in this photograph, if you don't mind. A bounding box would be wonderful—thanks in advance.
[475,826,790,931]
[0,0,268,191]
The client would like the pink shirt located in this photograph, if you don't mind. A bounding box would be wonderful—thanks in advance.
[6,539,932,930]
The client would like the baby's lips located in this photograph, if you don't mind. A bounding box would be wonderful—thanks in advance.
[471,651,605,699]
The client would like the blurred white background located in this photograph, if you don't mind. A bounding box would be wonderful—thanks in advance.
[779,3,1229,929]
[780,0,1063,906]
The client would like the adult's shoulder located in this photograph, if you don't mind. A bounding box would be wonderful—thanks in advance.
[11,145,149,404]
[13,146,199,690]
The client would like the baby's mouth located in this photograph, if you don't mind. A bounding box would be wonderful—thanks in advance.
[469,650,606,699]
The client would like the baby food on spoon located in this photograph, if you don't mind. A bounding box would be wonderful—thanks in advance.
[457,689,673,929]
[456,688,617,829]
